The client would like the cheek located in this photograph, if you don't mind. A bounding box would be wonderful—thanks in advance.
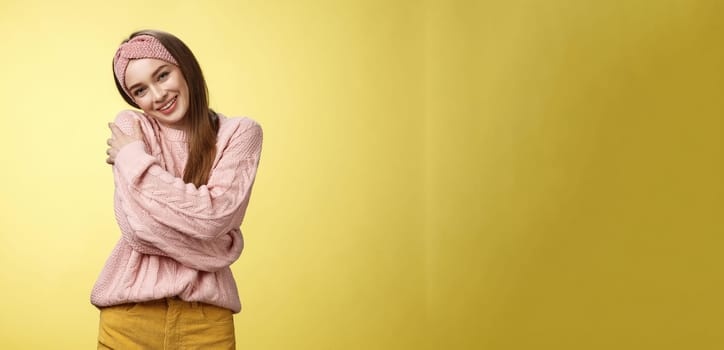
[135,97,153,111]
[179,85,190,104]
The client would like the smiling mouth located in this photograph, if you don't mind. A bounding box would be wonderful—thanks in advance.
[158,97,177,113]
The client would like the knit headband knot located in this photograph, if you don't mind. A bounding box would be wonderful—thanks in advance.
[113,35,178,98]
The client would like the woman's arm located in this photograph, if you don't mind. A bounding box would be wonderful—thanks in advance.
[107,111,262,271]
[114,180,244,272]
[111,111,263,242]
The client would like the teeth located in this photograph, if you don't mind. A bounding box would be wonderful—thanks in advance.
[160,98,175,111]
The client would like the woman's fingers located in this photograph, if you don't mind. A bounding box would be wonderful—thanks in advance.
[108,122,124,138]
[106,147,114,165]
[108,121,142,142]
[106,122,120,166]
[107,119,143,166]
[133,119,142,138]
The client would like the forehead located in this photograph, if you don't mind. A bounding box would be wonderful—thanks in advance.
[125,58,171,87]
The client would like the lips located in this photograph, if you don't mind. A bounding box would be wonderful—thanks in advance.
[157,97,177,115]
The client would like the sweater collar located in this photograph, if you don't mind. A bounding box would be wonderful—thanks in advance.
[153,118,188,142]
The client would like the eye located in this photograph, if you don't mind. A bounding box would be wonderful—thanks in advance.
[158,71,170,81]
[133,87,146,97]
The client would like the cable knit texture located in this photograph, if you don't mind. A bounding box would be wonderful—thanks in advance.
[91,109,263,313]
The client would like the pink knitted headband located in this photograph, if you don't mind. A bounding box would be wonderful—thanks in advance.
[113,35,178,98]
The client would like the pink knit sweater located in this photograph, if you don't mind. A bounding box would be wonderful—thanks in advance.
[91,110,263,313]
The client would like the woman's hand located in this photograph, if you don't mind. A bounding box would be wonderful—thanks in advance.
[106,119,142,165]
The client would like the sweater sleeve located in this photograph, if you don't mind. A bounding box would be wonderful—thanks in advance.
[114,177,244,272]
[109,111,262,271]
[112,113,263,242]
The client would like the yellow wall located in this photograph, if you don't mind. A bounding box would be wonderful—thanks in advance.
[424,0,723,349]
[0,0,426,348]
[0,0,721,349]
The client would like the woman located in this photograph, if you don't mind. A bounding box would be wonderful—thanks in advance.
[91,29,263,349]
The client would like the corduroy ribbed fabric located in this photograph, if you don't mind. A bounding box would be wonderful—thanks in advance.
[97,297,235,349]
[91,109,263,314]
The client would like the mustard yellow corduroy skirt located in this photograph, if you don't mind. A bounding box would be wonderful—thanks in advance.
[97,297,235,349]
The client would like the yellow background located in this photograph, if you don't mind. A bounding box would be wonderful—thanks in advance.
[0,0,721,349]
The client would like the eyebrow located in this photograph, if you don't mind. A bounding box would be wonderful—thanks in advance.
[127,64,169,92]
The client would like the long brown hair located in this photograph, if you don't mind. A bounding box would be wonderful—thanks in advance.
[113,29,219,187]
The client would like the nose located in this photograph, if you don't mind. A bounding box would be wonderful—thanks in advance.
[149,85,168,103]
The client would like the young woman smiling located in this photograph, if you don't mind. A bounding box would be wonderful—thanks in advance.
[91,30,263,349]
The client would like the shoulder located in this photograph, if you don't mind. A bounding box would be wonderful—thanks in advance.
[112,110,157,146]
[216,114,263,157]
[217,114,263,143]
[113,110,154,133]
[114,109,147,125]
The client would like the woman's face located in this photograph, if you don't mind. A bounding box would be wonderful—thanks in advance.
[124,58,190,130]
